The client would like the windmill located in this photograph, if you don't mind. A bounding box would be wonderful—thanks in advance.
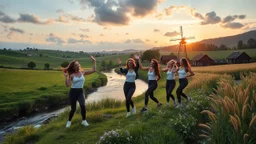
[170,26,195,60]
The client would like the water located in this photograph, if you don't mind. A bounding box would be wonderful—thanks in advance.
[0,69,148,142]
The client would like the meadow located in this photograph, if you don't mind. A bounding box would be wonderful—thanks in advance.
[0,69,107,122]
[0,49,130,69]
[4,63,256,144]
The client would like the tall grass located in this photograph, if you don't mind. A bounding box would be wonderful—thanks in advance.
[199,73,256,144]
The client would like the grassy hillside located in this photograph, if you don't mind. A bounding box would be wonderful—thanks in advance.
[161,49,256,60]
[0,69,107,122]
[0,49,130,69]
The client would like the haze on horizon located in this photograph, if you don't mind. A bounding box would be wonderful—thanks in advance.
[0,0,256,52]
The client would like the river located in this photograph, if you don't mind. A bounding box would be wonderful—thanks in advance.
[0,69,148,142]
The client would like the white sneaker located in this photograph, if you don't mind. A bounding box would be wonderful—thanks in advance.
[132,107,136,114]
[81,120,89,126]
[126,112,131,117]
[173,100,177,107]
[177,103,182,108]
[66,121,71,128]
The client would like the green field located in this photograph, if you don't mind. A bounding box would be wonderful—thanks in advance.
[5,67,256,144]
[0,49,130,69]
[161,49,256,60]
[0,69,107,121]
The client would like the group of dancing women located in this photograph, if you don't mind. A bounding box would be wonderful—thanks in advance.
[62,54,194,127]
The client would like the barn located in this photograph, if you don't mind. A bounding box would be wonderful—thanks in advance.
[191,54,214,66]
[226,52,252,64]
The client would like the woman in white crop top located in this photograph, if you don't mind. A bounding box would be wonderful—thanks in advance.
[176,57,194,108]
[62,55,96,128]
[162,60,177,107]
[117,55,140,118]
[138,56,162,113]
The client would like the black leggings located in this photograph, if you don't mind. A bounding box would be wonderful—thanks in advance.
[123,82,136,112]
[68,88,86,121]
[145,80,159,106]
[176,78,188,103]
[166,80,176,102]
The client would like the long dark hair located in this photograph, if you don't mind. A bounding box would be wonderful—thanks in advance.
[181,57,191,72]
[61,60,82,76]
[152,59,161,81]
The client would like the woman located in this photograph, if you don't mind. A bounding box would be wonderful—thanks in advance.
[62,55,96,128]
[176,57,194,108]
[162,60,177,107]
[117,56,139,117]
[138,57,162,113]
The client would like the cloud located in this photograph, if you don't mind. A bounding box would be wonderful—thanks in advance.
[80,34,89,38]
[103,26,111,30]
[9,27,25,34]
[221,22,245,29]
[80,28,90,32]
[222,15,246,23]
[17,13,53,24]
[56,15,69,23]
[125,38,144,43]
[56,9,64,13]
[99,33,104,36]
[201,11,221,25]
[160,6,205,20]
[153,29,160,32]
[67,38,92,44]
[125,33,129,35]
[145,39,150,42]
[45,33,65,44]
[80,0,163,26]
[164,31,180,37]
[0,11,16,23]
[155,41,158,43]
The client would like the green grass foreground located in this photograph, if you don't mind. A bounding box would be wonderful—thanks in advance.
[0,69,107,122]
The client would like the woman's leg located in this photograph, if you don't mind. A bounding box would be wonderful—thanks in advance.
[68,90,77,121]
[77,91,86,120]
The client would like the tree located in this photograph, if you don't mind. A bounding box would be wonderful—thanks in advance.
[169,52,176,57]
[3,48,6,51]
[39,53,43,57]
[28,62,36,69]
[101,60,106,67]
[60,61,69,67]
[44,63,50,70]
[141,49,160,62]
[247,38,256,48]
[219,44,228,50]
[237,40,243,49]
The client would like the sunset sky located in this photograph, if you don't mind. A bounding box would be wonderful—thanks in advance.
[0,0,256,52]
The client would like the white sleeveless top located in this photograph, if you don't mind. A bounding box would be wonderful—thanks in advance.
[148,71,156,80]
[167,70,175,80]
[126,71,136,82]
[178,68,187,79]
[71,73,85,88]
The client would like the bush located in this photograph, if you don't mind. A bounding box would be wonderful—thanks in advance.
[60,61,69,68]
[27,61,36,69]
[97,129,132,144]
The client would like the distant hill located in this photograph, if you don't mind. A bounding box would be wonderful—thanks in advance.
[200,30,256,46]
[156,30,256,52]
[100,49,141,54]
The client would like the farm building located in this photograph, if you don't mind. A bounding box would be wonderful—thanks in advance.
[160,55,177,64]
[191,54,214,66]
[226,52,252,64]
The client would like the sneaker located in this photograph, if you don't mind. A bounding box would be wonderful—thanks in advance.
[140,107,148,113]
[126,112,131,117]
[157,103,163,107]
[173,101,177,107]
[66,121,71,128]
[132,107,136,114]
[188,96,192,101]
[81,120,89,126]
[177,103,182,108]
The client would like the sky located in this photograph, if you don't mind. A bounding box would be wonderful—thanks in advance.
[0,0,256,52]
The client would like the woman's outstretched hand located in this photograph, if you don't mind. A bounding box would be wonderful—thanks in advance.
[90,55,96,61]
[116,58,122,65]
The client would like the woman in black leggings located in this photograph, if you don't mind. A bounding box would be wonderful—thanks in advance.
[138,57,162,113]
[62,55,96,128]
[117,55,139,117]
[176,57,194,108]
[162,60,177,107]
